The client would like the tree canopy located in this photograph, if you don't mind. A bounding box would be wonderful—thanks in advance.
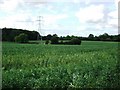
[1,28,120,42]
[1,27,40,42]
[15,33,28,43]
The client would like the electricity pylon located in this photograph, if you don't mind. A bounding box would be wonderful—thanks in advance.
[16,16,43,44]
[37,16,43,44]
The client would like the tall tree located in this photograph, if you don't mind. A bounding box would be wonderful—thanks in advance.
[88,34,94,40]
[46,34,52,40]
[51,34,59,44]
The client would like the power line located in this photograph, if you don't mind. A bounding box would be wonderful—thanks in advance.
[16,16,43,43]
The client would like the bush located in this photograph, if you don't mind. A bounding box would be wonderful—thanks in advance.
[70,38,81,45]
[51,36,59,44]
[15,33,28,43]
[50,37,81,45]
[57,38,81,45]
[45,40,49,44]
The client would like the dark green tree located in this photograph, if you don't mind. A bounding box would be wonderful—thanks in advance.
[88,34,94,40]
[53,34,58,37]
[70,38,81,45]
[118,34,120,41]
[45,40,49,44]
[51,36,59,44]
[99,33,109,41]
[66,35,71,40]
[2,28,40,41]
[15,33,28,43]
[46,34,52,40]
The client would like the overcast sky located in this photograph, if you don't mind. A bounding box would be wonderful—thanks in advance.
[0,0,119,36]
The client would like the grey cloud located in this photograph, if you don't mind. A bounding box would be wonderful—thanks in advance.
[87,20,105,24]
[0,0,3,3]
[110,24,118,29]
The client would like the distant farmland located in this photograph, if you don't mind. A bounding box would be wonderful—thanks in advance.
[2,41,120,89]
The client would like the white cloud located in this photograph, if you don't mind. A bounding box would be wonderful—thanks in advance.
[108,10,118,19]
[0,0,24,12]
[39,14,68,35]
[75,3,118,35]
[23,0,70,3]
[43,14,68,28]
[0,12,35,30]
[23,0,114,3]
[108,10,118,28]
[72,0,81,3]
[0,12,68,35]
[75,4,104,23]
[0,0,118,36]
[72,0,91,5]
[72,0,114,4]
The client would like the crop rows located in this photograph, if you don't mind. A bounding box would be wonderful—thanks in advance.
[2,41,120,89]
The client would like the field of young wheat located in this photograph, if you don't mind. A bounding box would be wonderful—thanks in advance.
[2,41,120,89]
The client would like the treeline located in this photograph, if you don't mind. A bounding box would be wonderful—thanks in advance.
[48,34,81,45]
[1,27,40,41]
[1,28,120,42]
[43,33,120,42]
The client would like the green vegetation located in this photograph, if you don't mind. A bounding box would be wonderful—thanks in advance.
[50,37,81,45]
[1,28,120,42]
[70,38,81,45]
[50,35,59,44]
[2,41,120,89]
[15,33,28,43]
[1,27,39,41]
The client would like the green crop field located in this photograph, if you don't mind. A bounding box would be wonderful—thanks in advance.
[2,41,120,89]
